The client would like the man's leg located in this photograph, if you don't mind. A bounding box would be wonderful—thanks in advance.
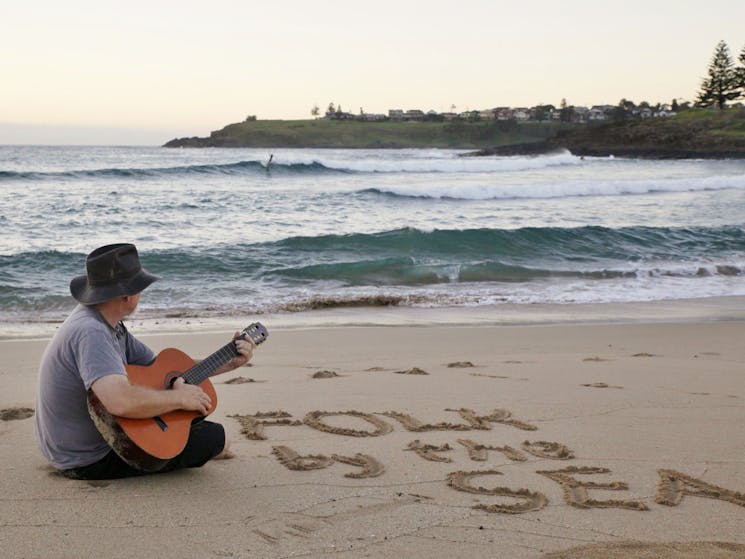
[158,420,229,471]
[61,450,146,480]
[61,421,229,480]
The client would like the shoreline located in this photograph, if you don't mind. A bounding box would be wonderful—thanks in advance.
[3,295,745,341]
[463,141,745,159]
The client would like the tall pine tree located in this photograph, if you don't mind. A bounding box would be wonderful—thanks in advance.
[697,41,739,110]
[739,44,745,95]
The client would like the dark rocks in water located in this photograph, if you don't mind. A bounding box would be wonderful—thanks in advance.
[461,142,745,159]
[565,146,745,159]
[163,136,209,148]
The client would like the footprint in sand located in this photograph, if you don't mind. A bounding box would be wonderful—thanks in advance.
[694,352,722,358]
[470,373,510,379]
[312,370,341,379]
[250,514,331,546]
[0,407,34,421]
[223,376,264,384]
[393,367,429,375]
[583,356,613,362]
[446,361,475,368]
[581,383,623,389]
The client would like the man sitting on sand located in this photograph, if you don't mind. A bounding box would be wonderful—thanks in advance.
[34,243,255,480]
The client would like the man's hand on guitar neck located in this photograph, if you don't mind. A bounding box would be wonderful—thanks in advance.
[212,331,256,376]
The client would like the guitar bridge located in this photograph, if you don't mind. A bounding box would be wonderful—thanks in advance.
[153,416,168,431]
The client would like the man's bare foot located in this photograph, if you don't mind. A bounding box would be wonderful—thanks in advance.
[214,449,236,460]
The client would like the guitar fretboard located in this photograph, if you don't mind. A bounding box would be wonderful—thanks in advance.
[181,342,239,385]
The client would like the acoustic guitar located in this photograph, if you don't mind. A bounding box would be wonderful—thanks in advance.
[88,323,269,472]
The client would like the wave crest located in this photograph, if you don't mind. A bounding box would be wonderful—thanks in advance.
[364,173,745,200]
[0,160,343,181]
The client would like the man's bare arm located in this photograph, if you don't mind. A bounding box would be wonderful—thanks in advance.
[91,374,211,418]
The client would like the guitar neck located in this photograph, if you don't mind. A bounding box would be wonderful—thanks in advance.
[181,341,239,385]
[177,323,267,386]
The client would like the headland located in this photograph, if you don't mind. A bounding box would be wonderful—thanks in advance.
[164,108,745,159]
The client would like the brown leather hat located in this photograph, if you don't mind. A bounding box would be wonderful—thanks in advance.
[69,243,160,305]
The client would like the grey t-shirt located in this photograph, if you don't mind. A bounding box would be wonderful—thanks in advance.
[34,305,155,470]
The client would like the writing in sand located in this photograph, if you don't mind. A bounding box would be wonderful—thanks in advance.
[230,407,745,515]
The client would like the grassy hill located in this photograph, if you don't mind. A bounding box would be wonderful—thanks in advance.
[164,119,574,149]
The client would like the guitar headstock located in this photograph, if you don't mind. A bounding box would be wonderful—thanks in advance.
[240,322,269,346]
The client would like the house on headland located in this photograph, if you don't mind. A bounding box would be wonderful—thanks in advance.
[318,99,681,124]
[404,109,426,121]
[389,109,404,121]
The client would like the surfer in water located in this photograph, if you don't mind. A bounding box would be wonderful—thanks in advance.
[265,154,274,171]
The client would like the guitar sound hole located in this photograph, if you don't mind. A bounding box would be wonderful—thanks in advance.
[163,371,181,389]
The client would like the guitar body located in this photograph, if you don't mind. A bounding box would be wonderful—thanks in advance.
[88,348,217,472]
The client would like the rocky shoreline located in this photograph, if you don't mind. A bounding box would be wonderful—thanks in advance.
[462,141,745,159]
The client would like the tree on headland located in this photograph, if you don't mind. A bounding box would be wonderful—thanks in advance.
[559,98,575,123]
[697,40,740,110]
[311,104,320,117]
[532,104,554,122]
[610,98,636,122]
[738,44,745,91]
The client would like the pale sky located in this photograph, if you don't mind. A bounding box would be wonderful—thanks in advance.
[1,0,744,145]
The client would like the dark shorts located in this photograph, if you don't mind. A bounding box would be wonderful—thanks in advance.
[61,420,226,480]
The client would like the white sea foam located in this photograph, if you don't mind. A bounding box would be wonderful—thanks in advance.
[369,172,745,200]
[332,152,580,173]
[266,148,581,173]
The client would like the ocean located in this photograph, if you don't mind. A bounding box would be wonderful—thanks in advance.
[1,145,745,330]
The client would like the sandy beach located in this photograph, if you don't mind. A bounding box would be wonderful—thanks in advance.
[2,304,745,558]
